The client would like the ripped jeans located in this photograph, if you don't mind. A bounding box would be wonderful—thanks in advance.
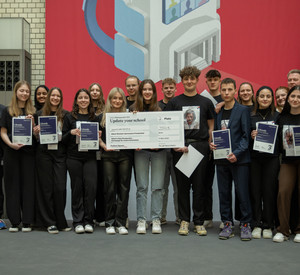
[134,149,167,221]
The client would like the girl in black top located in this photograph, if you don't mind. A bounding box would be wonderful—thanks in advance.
[88,82,106,226]
[99,87,133,235]
[34,85,49,111]
[273,85,300,243]
[62,88,100,234]
[34,87,70,233]
[250,86,279,239]
[0,80,36,232]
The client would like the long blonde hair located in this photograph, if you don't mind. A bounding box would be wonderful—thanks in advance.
[9,80,35,117]
[101,87,126,127]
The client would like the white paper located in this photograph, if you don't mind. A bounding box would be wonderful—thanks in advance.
[200,89,218,107]
[175,145,204,178]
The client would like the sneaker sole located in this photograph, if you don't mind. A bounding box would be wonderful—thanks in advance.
[197,232,207,236]
[136,230,146,234]
[219,233,234,240]
[241,238,252,241]
[152,230,162,234]
[178,232,189,236]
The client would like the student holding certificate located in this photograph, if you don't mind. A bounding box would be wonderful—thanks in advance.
[273,85,300,243]
[130,79,166,234]
[62,88,100,234]
[249,86,279,239]
[99,88,133,235]
[0,81,36,232]
[88,82,106,227]
[34,87,70,234]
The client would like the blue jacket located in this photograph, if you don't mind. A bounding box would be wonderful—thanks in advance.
[216,101,251,164]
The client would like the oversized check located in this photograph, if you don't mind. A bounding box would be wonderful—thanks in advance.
[106,111,184,149]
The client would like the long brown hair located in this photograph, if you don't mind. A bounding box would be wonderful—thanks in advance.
[42,87,66,124]
[8,80,35,117]
[132,79,160,111]
[71,88,95,120]
[88,83,105,115]
[101,87,126,127]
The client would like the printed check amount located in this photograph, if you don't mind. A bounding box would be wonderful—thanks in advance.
[106,111,184,150]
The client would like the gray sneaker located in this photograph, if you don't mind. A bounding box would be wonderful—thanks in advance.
[240,224,252,241]
[219,222,234,240]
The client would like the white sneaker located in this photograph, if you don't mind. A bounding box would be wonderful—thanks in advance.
[294,234,300,243]
[9,226,19,233]
[252,227,262,239]
[22,226,32,232]
[152,219,162,234]
[219,222,224,229]
[84,224,94,233]
[99,221,105,227]
[263,229,273,239]
[106,226,116,235]
[75,225,85,234]
[273,232,288,243]
[117,226,128,235]
[136,220,147,234]
[204,220,213,228]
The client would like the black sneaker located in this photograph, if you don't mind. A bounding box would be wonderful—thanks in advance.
[47,225,59,234]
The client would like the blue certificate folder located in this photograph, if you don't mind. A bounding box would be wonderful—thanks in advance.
[256,123,277,144]
[39,116,57,135]
[12,118,32,145]
[293,126,300,146]
[212,129,231,159]
[80,122,98,140]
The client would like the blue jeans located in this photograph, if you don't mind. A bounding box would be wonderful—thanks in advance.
[135,149,167,221]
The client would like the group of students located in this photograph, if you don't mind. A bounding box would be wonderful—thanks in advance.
[0,66,299,244]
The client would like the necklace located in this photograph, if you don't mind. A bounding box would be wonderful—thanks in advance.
[257,109,270,120]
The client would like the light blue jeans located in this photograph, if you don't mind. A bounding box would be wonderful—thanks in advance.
[135,149,167,221]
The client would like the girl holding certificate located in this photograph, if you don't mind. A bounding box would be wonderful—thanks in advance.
[88,82,106,227]
[130,79,166,234]
[249,86,279,239]
[62,88,100,234]
[34,87,70,234]
[273,85,300,243]
[0,80,35,232]
[99,88,133,235]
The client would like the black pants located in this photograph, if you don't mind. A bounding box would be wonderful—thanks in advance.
[102,151,132,227]
[3,147,35,225]
[250,156,279,229]
[204,151,214,220]
[0,163,4,218]
[67,158,97,227]
[36,148,68,229]
[172,141,209,225]
[94,159,106,223]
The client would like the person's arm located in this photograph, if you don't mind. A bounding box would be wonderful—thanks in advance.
[215,101,225,114]
[207,118,214,144]
[0,127,24,150]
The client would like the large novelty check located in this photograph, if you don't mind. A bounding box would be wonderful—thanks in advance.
[106,111,184,149]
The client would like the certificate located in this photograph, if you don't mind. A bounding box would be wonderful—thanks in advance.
[79,122,99,150]
[175,145,204,178]
[292,126,300,156]
[105,111,184,149]
[212,129,231,159]
[283,125,295,156]
[253,123,278,154]
[38,116,58,144]
[200,89,218,107]
[12,117,32,145]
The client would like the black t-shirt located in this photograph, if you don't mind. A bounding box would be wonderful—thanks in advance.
[250,109,279,158]
[165,93,214,141]
[0,107,36,153]
[214,94,223,103]
[62,112,100,160]
[126,97,135,110]
[158,99,167,111]
[276,112,300,162]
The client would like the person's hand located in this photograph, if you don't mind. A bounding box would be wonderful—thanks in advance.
[26,114,35,127]
[210,142,216,151]
[33,125,40,136]
[71,128,80,136]
[173,146,188,153]
[251,130,258,140]
[227,153,237,163]
[9,143,25,150]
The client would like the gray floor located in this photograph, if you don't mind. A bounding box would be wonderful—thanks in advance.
[0,220,299,275]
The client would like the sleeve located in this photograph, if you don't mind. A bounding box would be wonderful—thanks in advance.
[206,100,215,120]
[233,107,251,159]
[0,107,9,128]
[61,113,73,144]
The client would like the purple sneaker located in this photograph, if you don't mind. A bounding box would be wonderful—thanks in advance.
[240,223,252,241]
[219,221,234,240]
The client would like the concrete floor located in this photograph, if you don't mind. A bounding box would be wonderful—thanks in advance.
[0,220,298,275]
